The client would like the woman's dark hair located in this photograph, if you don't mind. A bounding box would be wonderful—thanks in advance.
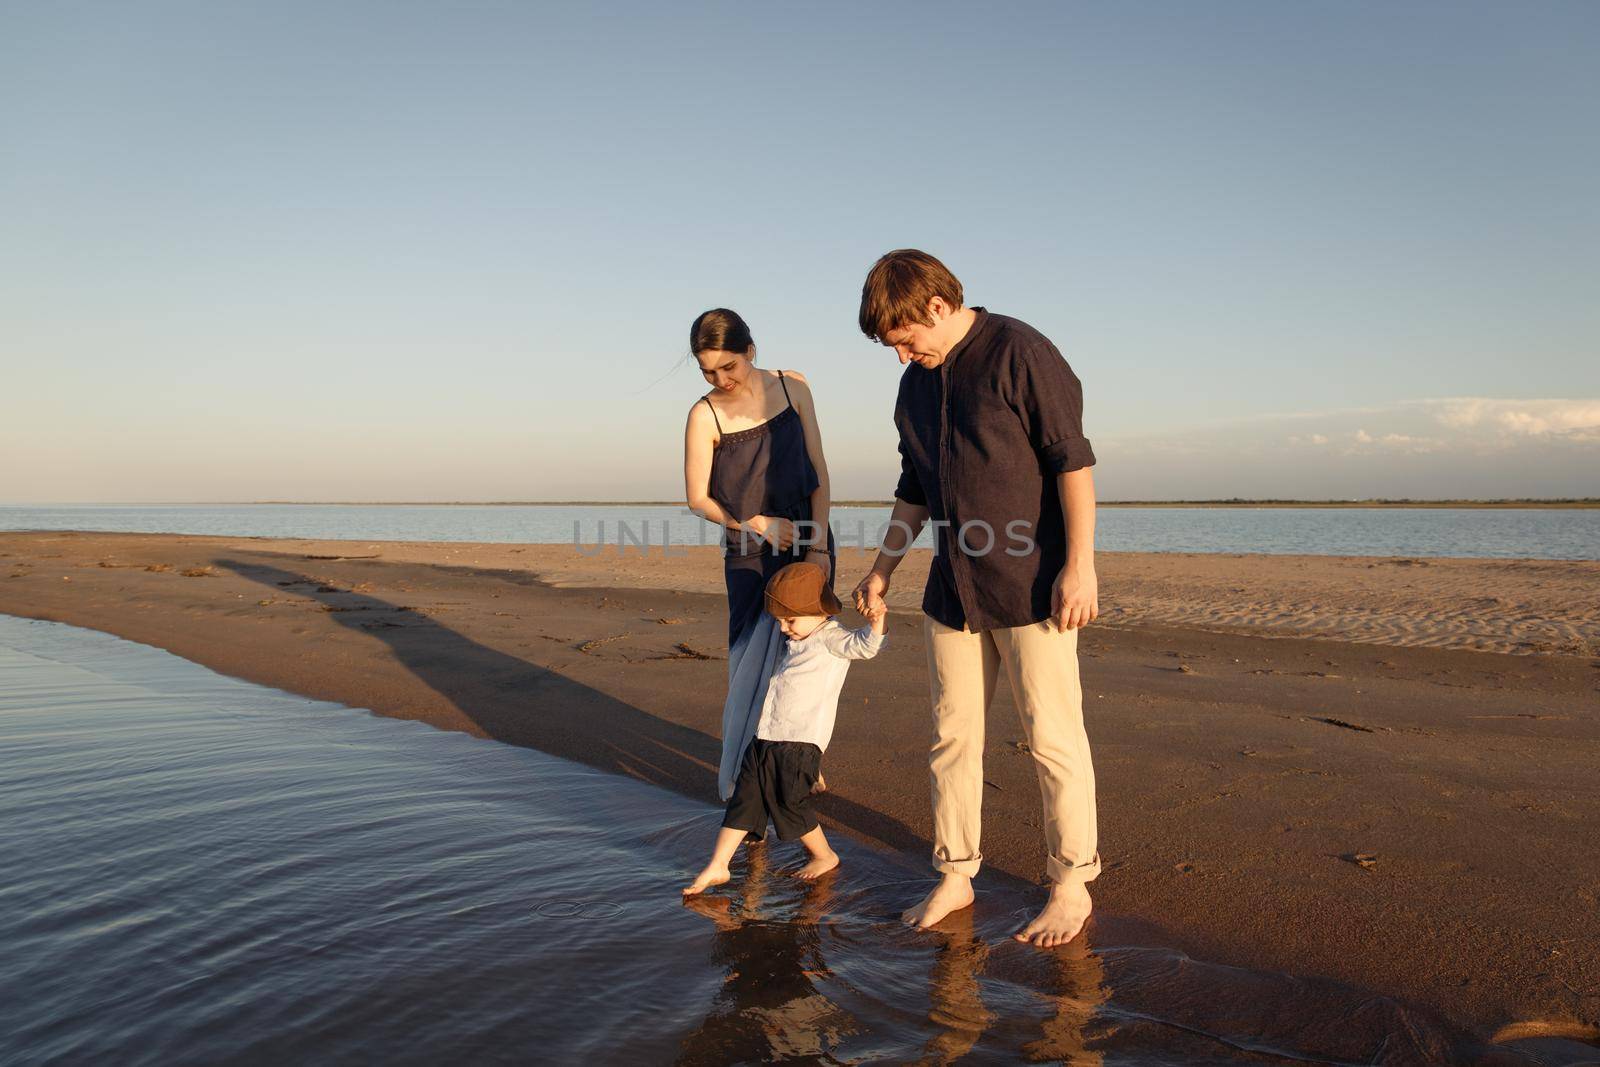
[689,308,754,357]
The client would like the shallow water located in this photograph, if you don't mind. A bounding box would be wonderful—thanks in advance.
[3,503,1597,559]
[0,614,1579,1065]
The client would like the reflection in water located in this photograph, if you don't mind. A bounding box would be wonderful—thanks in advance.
[673,855,1112,1067]
[2,615,1588,1067]
[676,845,856,1063]
[920,909,996,1065]
[1020,932,1105,1066]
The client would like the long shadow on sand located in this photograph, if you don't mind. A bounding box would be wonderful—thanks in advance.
[215,556,932,874]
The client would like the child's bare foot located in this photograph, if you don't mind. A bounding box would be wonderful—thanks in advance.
[682,865,731,896]
[901,873,975,929]
[794,824,838,881]
[795,851,839,880]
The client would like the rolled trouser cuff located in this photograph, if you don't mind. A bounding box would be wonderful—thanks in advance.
[1047,850,1102,886]
[932,852,983,878]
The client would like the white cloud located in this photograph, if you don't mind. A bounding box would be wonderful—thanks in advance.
[1379,433,1440,452]
[1432,398,1600,441]
[1095,397,1599,498]
[1335,429,1443,455]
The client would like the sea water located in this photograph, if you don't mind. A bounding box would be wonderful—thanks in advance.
[2,503,1597,560]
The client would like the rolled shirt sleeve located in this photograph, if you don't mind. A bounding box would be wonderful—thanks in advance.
[1014,342,1097,474]
[893,436,928,505]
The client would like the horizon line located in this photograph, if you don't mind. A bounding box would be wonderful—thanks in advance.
[5,498,1598,509]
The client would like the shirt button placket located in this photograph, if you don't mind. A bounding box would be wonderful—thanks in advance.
[939,361,971,628]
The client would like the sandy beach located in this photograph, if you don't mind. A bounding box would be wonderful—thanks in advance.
[2,529,1596,1042]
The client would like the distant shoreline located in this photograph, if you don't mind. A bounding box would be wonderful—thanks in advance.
[17,499,1595,510]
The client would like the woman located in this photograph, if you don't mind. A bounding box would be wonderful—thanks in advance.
[683,308,835,802]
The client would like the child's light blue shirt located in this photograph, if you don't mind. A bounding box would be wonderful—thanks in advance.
[754,619,886,752]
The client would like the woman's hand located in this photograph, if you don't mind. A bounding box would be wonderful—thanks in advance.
[802,547,832,577]
[744,515,796,550]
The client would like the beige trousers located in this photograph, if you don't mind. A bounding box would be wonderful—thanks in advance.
[924,615,1101,885]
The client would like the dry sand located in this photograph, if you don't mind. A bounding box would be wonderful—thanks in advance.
[2,530,1597,1042]
[530,544,1600,658]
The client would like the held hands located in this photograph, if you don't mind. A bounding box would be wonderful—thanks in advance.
[853,571,889,621]
[1051,563,1099,631]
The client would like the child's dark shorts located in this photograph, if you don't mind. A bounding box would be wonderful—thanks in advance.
[723,739,822,842]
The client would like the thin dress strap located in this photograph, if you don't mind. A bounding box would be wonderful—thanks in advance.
[777,370,793,409]
[701,395,723,434]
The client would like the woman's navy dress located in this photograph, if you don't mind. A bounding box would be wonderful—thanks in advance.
[703,371,835,800]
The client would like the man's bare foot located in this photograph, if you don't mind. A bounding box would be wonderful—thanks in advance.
[796,850,839,880]
[1014,881,1092,947]
[682,865,731,896]
[901,874,975,929]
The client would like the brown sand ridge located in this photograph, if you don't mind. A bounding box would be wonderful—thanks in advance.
[2,530,1597,1041]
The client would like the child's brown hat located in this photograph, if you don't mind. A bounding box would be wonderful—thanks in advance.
[763,562,843,619]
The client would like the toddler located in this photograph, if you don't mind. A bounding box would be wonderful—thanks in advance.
[684,561,886,894]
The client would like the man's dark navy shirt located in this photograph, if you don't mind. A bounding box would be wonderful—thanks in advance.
[892,308,1096,633]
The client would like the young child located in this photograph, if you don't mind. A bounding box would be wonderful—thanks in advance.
[684,561,887,895]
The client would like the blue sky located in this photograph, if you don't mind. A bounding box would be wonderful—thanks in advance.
[3,1,1597,502]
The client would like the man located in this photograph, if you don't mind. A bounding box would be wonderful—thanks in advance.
[853,249,1102,947]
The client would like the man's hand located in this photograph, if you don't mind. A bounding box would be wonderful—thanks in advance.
[1051,564,1099,631]
[854,570,889,619]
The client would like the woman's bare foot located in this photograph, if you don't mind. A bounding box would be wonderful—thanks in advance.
[811,772,828,795]
[796,851,839,880]
[1014,881,1092,947]
[901,873,974,929]
[682,865,731,896]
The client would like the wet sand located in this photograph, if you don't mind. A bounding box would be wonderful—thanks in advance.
[2,530,1597,1043]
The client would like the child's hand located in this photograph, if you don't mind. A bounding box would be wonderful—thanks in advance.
[865,600,888,632]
